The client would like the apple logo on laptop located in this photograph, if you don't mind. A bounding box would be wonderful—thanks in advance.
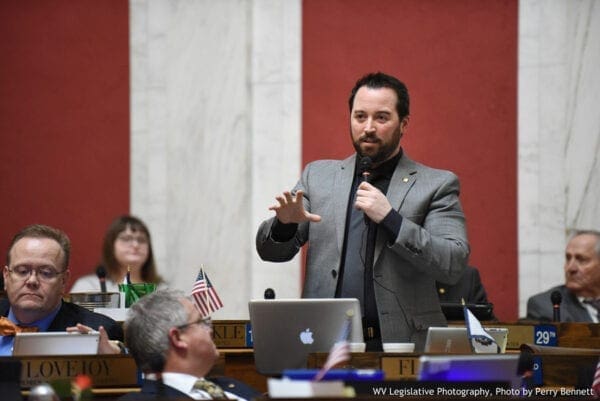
[299,329,314,344]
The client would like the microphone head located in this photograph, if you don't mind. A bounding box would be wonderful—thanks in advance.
[96,265,107,279]
[550,290,562,305]
[359,156,373,175]
[264,288,275,300]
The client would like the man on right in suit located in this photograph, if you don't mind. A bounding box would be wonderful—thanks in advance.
[119,289,260,400]
[256,72,469,351]
[527,229,600,322]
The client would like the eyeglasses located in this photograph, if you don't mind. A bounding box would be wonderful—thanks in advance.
[116,234,149,245]
[176,316,212,331]
[7,266,66,282]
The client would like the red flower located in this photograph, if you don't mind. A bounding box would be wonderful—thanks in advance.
[73,374,92,390]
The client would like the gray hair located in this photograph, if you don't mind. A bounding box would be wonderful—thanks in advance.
[567,229,600,257]
[124,289,190,372]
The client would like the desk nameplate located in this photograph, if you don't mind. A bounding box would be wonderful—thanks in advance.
[380,356,420,380]
[213,320,252,348]
[18,355,138,388]
[308,352,419,380]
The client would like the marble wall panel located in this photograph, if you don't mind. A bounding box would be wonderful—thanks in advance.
[518,0,600,316]
[130,0,301,318]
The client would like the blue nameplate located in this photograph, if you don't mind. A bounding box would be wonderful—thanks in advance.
[533,325,558,346]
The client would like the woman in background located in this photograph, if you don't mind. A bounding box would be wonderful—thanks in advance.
[70,215,164,292]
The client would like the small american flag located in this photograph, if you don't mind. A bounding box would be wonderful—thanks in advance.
[592,358,600,397]
[191,268,223,317]
[314,311,353,381]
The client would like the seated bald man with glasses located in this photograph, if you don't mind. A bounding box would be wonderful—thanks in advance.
[0,224,124,356]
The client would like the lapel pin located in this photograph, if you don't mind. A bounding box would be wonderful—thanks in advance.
[402,177,409,183]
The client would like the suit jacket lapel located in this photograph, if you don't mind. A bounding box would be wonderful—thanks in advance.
[334,155,356,253]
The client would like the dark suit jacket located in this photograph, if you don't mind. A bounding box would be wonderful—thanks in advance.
[436,266,490,304]
[436,266,496,320]
[257,152,470,349]
[0,299,123,341]
[118,377,261,400]
[526,285,592,322]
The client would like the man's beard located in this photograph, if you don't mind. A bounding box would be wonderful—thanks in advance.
[352,127,402,165]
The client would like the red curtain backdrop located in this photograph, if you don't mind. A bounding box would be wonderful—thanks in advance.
[302,0,518,319]
[0,0,129,286]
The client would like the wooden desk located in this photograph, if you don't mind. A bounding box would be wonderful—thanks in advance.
[216,349,268,393]
[14,350,268,395]
[17,354,138,389]
[13,351,598,399]
[12,322,600,397]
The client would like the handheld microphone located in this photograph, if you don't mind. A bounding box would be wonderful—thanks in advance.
[359,156,374,225]
[264,288,275,299]
[359,156,373,182]
[551,290,562,322]
[96,265,107,293]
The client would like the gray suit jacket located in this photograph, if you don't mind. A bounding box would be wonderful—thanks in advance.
[526,285,593,322]
[256,152,469,350]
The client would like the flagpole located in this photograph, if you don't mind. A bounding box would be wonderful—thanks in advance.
[203,265,212,311]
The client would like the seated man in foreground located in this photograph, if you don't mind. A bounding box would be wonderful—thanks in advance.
[1,224,123,355]
[119,289,260,400]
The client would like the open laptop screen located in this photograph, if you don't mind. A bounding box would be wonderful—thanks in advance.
[424,327,508,354]
[13,332,100,356]
[249,298,363,375]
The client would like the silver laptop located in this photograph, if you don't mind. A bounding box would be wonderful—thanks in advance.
[13,332,100,356]
[418,354,521,389]
[248,298,363,375]
[424,327,508,354]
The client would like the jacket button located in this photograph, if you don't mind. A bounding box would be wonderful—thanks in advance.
[331,270,337,278]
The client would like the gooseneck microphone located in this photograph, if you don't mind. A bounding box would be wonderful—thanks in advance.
[551,290,562,322]
[359,156,373,182]
[264,288,275,299]
[96,265,107,293]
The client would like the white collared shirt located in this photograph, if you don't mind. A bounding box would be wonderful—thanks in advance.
[160,372,245,400]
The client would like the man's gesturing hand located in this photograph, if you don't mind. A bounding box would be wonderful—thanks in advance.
[269,190,322,224]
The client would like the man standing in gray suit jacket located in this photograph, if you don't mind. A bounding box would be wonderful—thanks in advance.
[527,229,600,322]
[256,72,470,351]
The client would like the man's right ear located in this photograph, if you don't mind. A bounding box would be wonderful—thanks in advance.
[168,327,189,351]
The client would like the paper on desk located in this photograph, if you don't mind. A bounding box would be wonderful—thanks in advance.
[268,378,352,398]
[93,307,128,322]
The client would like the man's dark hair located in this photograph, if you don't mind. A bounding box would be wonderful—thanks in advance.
[348,72,410,119]
[6,224,71,269]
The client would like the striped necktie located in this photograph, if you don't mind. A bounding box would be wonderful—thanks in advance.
[193,378,228,399]
[583,299,600,321]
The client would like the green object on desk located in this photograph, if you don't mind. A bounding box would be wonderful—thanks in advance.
[118,283,157,307]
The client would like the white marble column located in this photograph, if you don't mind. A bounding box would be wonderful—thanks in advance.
[518,0,600,316]
[130,0,301,319]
